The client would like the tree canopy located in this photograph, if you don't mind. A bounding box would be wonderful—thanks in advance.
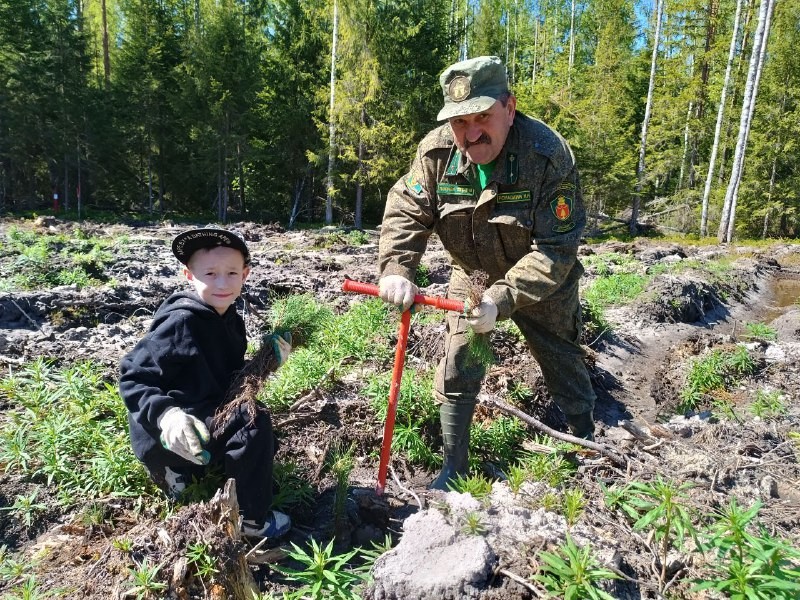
[0,0,797,239]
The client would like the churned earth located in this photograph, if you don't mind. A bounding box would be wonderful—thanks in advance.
[0,218,798,599]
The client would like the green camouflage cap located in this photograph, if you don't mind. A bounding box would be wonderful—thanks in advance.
[437,56,509,121]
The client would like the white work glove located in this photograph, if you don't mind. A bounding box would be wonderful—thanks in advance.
[158,407,211,465]
[264,331,292,367]
[378,275,418,312]
[466,296,498,333]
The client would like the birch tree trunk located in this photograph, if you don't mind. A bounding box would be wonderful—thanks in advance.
[568,0,576,87]
[700,0,743,236]
[725,0,774,242]
[505,3,509,65]
[326,0,338,226]
[461,0,469,61]
[718,0,774,242]
[630,0,664,235]
[289,170,308,230]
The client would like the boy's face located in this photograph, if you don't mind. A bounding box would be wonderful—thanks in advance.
[183,246,250,315]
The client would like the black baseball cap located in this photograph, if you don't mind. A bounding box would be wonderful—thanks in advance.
[171,228,251,266]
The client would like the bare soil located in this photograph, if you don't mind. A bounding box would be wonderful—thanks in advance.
[1,218,799,599]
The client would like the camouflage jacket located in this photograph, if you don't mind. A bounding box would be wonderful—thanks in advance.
[378,112,586,320]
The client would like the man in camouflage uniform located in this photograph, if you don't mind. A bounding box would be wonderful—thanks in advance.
[377,56,596,490]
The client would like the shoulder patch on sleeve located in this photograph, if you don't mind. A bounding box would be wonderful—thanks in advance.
[550,192,576,233]
[551,195,573,221]
[405,174,424,195]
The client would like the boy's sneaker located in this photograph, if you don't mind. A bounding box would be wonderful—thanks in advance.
[241,511,292,539]
[147,465,191,500]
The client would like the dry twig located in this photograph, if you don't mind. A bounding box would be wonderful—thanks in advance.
[480,396,628,468]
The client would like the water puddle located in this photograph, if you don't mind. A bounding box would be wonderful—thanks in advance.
[762,276,800,323]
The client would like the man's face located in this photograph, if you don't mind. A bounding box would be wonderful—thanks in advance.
[184,246,250,315]
[448,95,516,165]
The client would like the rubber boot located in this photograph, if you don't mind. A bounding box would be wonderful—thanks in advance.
[429,402,475,491]
[565,411,595,442]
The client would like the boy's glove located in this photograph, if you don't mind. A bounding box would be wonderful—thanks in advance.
[379,275,418,311]
[264,331,292,366]
[158,407,210,465]
[466,296,498,333]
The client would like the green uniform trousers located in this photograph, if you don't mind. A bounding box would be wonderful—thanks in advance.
[434,269,595,418]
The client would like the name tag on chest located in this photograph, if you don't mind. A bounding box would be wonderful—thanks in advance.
[437,183,474,197]
[497,190,531,204]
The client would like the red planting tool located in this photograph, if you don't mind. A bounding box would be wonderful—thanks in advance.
[342,279,465,495]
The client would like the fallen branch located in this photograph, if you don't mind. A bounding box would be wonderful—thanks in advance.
[479,396,628,468]
[11,299,43,332]
[618,419,656,442]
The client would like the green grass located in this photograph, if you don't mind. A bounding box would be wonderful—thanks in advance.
[0,357,314,519]
[273,538,375,600]
[582,298,612,342]
[364,368,439,468]
[749,389,787,420]
[414,263,431,287]
[0,225,116,291]
[262,297,394,410]
[271,461,315,511]
[533,535,620,599]
[449,472,494,499]
[678,346,757,413]
[346,230,370,246]
[694,500,800,599]
[0,359,151,503]
[582,252,640,276]
[267,293,334,346]
[469,415,527,472]
[516,437,578,488]
[364,368,437,423]
[584,272,648,308]
[742,322,777,342]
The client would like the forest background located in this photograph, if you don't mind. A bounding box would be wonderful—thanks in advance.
[0,0,797,240]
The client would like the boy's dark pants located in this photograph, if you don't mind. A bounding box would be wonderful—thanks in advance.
[142,404,275,524]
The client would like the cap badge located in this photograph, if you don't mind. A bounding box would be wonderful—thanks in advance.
[448,76,471,102]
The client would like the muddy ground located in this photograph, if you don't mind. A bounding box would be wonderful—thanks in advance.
[0,218,799,599]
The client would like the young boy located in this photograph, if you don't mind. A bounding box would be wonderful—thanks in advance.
[119,227,292,538]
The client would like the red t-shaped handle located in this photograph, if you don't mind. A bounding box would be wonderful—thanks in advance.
[342,279,465,313]
[342,278,465,495]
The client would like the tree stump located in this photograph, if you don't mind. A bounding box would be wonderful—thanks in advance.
[203,478,260,600]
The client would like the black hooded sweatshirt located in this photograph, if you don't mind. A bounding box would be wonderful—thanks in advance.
[119,291,247,461]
